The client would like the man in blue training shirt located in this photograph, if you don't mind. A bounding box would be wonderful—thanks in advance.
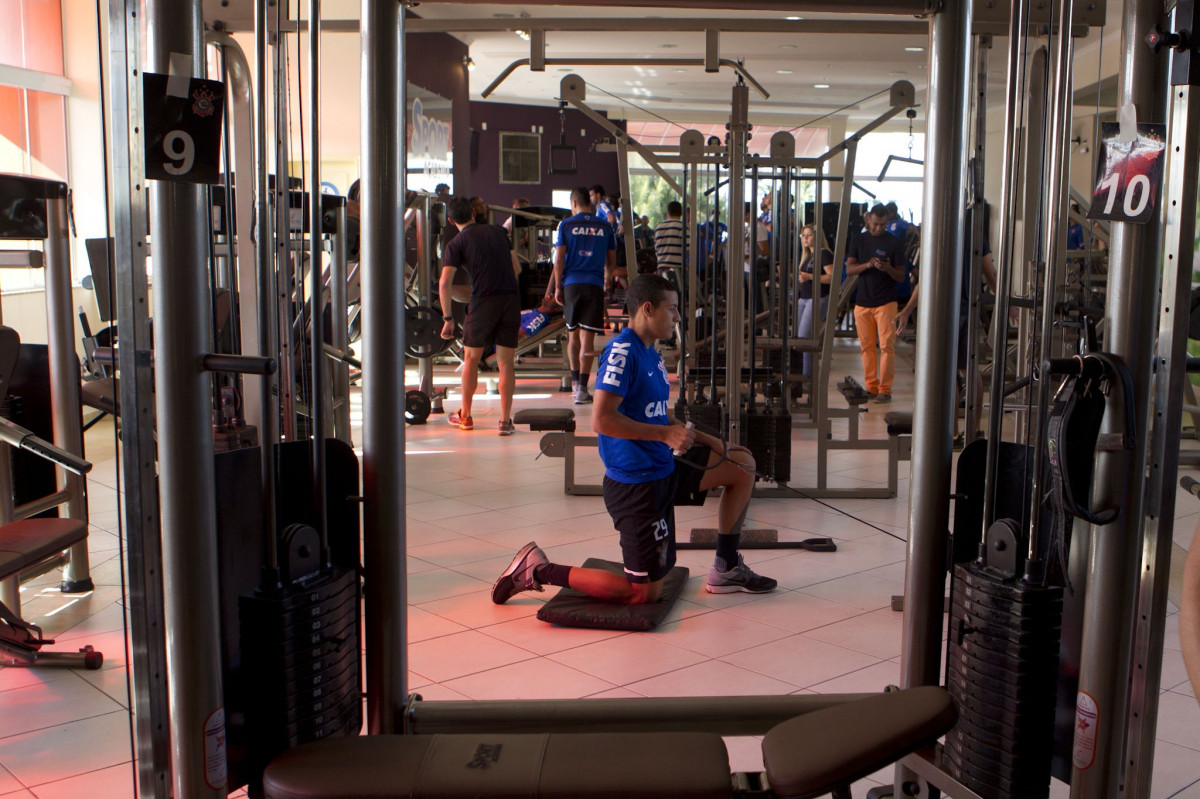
[492,274,777,605]
[554,186,617,404]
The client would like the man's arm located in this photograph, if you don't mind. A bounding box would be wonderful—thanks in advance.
[511,250,521,279]
[552,245,566,304]
[593,389,694,452]
[438,266,458,339]
[895,282,920,333]
[605,249,617,283]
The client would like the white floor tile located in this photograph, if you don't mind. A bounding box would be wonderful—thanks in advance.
[408,629,535,682]
[0,710,130,787]
[547,634,708,685]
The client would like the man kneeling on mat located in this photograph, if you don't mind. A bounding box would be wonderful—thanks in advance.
[493,273,777,605]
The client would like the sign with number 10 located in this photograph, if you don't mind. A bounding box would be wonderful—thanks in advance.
[1088,121,1166,225]
[143,73,226,185]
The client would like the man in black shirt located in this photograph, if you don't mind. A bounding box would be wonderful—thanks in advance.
[440,196,521,435]
[846,204,907,403]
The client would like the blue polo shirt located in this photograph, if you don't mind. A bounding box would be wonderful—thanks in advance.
[554,212,617,287]
[596,328,674,483]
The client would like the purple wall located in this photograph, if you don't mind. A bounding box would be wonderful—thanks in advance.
[406,28,471,196]
[468,101,624,209]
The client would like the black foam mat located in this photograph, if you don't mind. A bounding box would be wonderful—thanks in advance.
[536,558,688,631]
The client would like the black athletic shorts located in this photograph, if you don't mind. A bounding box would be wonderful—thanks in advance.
[563,283,606,333]
[602,444,710,583]
[463,293,520,349]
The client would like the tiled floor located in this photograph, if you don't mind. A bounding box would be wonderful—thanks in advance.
[1,337,1198,797]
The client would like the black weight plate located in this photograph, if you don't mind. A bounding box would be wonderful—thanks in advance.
[954,565,1064,606]
[405,389,432,424]
[950,595,1064,634]
[405,305,452,359]
[946,658,1058,706]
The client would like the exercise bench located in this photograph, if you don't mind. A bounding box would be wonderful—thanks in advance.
[514,408,601,496]
[0,518,102,669]
[884,411,913,500]
[0,415,102,670]
[262,686,957,799]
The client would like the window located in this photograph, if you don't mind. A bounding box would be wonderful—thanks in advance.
[0,0,67,293]
[499,132,540,185]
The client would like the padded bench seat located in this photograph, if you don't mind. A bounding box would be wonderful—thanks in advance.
[263,731,731,799]
[762,686,955,798]
[0,519,88,579]
[513,408,576,432]
[884,411,913,437]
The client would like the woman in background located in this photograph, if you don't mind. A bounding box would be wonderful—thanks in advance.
[796,224,834,382]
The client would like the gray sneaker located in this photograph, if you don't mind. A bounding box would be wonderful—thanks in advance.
[706,555,778,594]
[573,388,593,405]
[492,542,549,604]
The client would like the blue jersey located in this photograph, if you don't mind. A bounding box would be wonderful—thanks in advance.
[554,212,616,287]
[596,200,615,226]
[596,328,675,483]
[886,218,911,239]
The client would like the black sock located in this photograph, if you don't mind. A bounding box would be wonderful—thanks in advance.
[534,563,572,587]
[570,370,580,383]
[715,534,739,571]
[580,373,590,391]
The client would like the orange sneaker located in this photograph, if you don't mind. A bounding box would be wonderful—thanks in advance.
[448,410,473,430]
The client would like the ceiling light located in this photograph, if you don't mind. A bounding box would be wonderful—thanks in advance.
[463,56,475,72]
[785,16,803,20]
[674,68,687,73]
[779,43,798,50]
[905,46,925,52]
[777,69,794,75]
[814,83,830,89]
[515,29,531,41]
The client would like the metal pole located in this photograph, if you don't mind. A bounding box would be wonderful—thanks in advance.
[43,194,91,591]
[406,693,876,737]
[274,3,296,440]
[900,0,969,691]
[1071,0,1166,792]
[330,203,352,444]
[896,5,970,797]
[256,0,281,586]
[1127,35,1200,799]
[983,0,1031,532]
[306,0,329,563]
[726,81,749,439]
[964,36,990,440]
[616,137,637,275]
[1028,2,1075,563]
[361,0,408,733]
[107,0,172,791]
[146,0,226,793]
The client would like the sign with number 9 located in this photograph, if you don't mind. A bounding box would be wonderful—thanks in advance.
[143,73,225,185]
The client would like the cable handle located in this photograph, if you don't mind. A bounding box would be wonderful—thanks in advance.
[672,421,695,456]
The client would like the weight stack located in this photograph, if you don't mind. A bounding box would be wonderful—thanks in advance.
[239,564,362,780]
[739,408,791,484]
[944,562,1063,799]
[679,400,724,438]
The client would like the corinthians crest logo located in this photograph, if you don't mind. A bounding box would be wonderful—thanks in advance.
[191,88,216,118]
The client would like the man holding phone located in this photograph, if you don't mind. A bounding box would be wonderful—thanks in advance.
[846,204,908,403]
